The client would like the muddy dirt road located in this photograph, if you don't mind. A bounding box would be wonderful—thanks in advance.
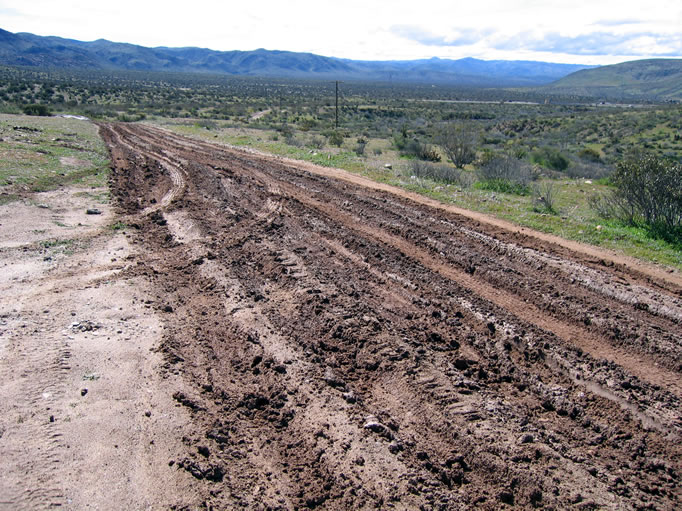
[97,122,681,509]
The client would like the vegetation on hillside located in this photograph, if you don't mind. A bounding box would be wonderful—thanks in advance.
[0,64,680,267]
[543,59,682,101]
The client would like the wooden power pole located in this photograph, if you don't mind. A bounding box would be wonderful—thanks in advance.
[335,81,339,129]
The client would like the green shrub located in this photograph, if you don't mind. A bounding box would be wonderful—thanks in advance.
[393,132,408,151]
[475,179,530,195]
[23,104,51,116]
[578,147,602,163]
[590,152,682,236]
[408,160,472,187]
[354,137,367,156]
[531,146,569,171]
[307,136,326,150]
[325,130,344,147]
[479,154,533,194]
[531,181,558,213]
[400,138,441,162]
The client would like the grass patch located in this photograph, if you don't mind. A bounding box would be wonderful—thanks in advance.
[0,193,20,205]
[110,221,127,231]
[474,179,530,195]
[40,238,73,249]
[0,114,110,198]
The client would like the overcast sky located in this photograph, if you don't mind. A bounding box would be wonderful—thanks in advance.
[1,0,681,65]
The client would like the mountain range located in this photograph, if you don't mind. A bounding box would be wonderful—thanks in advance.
[0,28,590,87]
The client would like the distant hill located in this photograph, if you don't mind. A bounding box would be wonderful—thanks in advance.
[544,59,682,101]
[0,28,591,87]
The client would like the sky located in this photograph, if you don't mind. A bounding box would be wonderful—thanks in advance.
[1,0,681,65]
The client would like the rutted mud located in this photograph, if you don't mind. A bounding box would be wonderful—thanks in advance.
[100,122,681,510]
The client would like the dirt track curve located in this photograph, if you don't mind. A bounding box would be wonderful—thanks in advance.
[99,122,681,510]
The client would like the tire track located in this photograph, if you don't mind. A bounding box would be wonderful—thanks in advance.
[125,124,681,396]
[99,122,682,510]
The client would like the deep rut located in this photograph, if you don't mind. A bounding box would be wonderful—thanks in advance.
[99,122,681,510]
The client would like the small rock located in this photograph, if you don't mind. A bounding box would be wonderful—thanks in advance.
[388,441,402,454]
[86,208,102,215]
[80,388,88,397]
[144,410,152,417]
[324,367,345,389]
[498,491,514,505]
[384,163,392,169]
[363,416,393,439]
[342,391,356,404]
[519,433,534,444]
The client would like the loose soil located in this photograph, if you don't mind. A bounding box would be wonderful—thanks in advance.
[3,121,681,510]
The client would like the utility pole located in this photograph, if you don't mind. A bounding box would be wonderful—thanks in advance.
[335,81,339,129]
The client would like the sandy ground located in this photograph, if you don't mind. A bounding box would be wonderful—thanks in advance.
[0,189,201,510]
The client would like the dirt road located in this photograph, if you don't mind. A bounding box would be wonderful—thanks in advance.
[62,122,682,508]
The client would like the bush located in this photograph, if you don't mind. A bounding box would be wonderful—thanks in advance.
[354,137,367,156]
[23,104,51,116]
[479,154,533,194]
[531,146,569,171]
[308,136,326,150]
[408,160,472,187]
[532,181,558,213]
[437,123,477,168]
[287,136,303,147]
[400,138,441,162]
[393,132,408,151]
[590,152,682,234]
[279,123,294,138]
[578,147,602,163]
[325,130,344,147]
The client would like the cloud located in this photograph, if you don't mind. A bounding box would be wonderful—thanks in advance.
[392,23,682,58]
[593,18,643,27]
[0,7,22,16]
[391,25,490,47]
[497,31,682,56]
